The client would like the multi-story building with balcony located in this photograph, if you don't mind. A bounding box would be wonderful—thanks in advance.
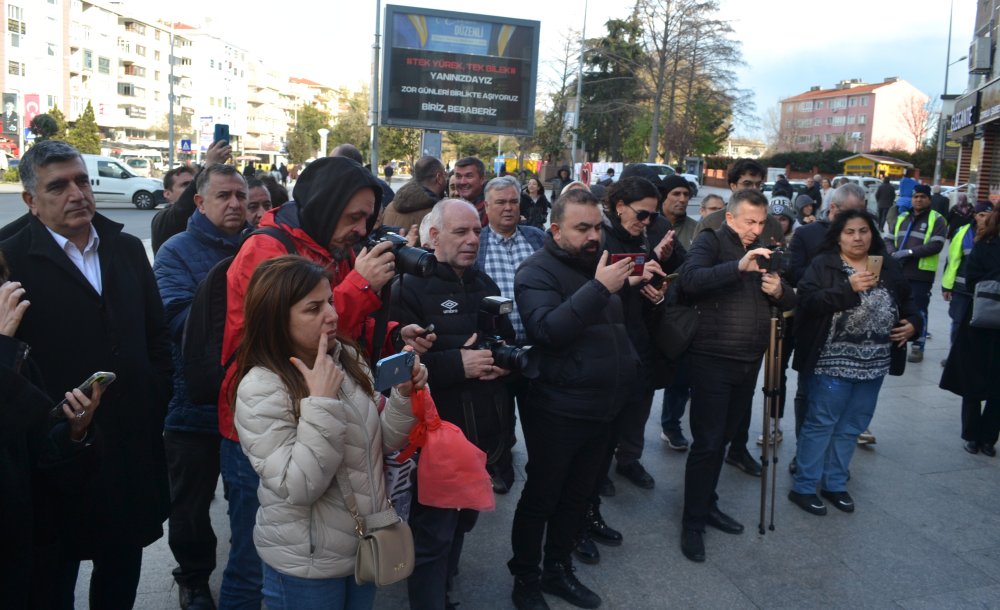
[776,78,929,153]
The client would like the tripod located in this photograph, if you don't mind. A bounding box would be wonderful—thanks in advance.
[759,305,784,534]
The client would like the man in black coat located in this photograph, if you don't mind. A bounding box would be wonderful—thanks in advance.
[0,140,173,608]
[678,189,795,563]
[389,198,514,610]
[875,175,896,231]
[508,188,638,610]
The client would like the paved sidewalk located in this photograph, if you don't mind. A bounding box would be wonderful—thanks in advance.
[74,239,999,609]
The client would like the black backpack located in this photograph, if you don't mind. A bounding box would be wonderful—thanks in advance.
[181,227,297,405]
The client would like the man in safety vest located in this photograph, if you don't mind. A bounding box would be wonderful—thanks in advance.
[942,201,994,348]
[884,183,947,363]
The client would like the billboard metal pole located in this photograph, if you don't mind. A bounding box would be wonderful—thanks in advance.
[369,0,382,170]
[569,0,588,180]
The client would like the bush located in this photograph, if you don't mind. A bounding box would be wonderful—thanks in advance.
[2,167,19,183]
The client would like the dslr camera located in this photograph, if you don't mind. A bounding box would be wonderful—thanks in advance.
[365,226,437,277]
[756,244,790,274]
[468,296,539,379]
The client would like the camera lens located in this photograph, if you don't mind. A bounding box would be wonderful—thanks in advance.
[397,245,437,277]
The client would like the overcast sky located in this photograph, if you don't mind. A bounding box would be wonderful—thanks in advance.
[162,0,977,141]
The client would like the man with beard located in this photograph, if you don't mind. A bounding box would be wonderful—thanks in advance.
[660,174,696,249]
[214,157,435,607]
[508,188,638,609]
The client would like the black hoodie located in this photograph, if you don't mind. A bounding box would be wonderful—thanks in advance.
[292,157,383,248]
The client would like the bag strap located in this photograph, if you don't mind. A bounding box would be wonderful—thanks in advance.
[335,467,401,536]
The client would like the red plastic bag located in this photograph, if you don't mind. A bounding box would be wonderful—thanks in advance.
[397,387,495,512]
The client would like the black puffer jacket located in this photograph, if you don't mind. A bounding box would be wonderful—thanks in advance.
[793,251,921,374]
[388,264,512,455]
[514,236,638,421]
[680,224,795,362]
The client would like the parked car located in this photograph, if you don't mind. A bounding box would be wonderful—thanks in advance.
[82,154,165,209]
[762,180,808,201]
[637,163,700,196]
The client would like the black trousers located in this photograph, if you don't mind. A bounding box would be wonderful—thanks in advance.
[164,430,221,588]
[613,383,656,467]
[683,354,761,531]
[407,501,479,609]
[56,541,144,609]
[509,407,610,579]
[962,398,1000,446]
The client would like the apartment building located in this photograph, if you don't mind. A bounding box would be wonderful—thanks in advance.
[777,78,930,153]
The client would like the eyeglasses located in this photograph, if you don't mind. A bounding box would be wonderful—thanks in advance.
[626,203,659,223]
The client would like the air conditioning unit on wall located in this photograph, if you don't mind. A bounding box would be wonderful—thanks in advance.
[970,36,992,74]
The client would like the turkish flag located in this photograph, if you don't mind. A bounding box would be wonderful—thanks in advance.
[24,94,40,126]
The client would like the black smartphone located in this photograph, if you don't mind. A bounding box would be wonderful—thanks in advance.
[213,123,230,144]
[373,352,415,392]
[50,371,116,418]
[646,272,678,289]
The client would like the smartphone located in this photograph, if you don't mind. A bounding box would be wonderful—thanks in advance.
[373,352,415,392]
[50,371,116,418]
[867,255,884,279]
[213,123,230,145]
[609,253,646,276]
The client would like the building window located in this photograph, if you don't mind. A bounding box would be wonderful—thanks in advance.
[814,100,824,109]
[154,30,160,41]
[117,83,144,97]
[83,49,93,69]
[154,70,160,80]
[154,50,160,61]
[124,21,146,35]
[48,95,57,108]
[858,114,867,124]
[847,115,856,124]
[861,97,869,107]
[210,59,214,68]
[798,101,814,112]
[831,116,846,126]
[813,118,822,126]
[8,61,24,76]
[98,57,110,74]
[831,98,847,109]
[135,44,146,56]
[848,97,858,107]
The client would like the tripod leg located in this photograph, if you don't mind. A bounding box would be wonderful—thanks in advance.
[759,316,777,535]
[769,323,784,531]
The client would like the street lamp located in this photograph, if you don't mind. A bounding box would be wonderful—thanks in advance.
[318,127,329,158]
[934,0,964,186]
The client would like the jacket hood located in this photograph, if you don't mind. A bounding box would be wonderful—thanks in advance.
[292,157,383,248]
[391,180,438,213]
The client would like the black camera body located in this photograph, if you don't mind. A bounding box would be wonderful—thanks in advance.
[756,245,789,274]
[469,296,539,378]
[366,227,437,277]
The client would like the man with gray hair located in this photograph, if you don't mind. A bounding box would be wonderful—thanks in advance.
[153,163,250,610]
[0,139,173,607]
[389,197,514,609]
[476,175,546,493]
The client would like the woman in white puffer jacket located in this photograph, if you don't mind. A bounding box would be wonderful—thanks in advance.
[231,256,424,610]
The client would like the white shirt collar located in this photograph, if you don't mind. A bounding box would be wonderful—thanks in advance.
[45,224,100,254]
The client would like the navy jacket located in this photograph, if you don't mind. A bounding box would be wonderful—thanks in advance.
[154,211,246,433]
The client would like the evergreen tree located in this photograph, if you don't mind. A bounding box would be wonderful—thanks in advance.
[29,114,59,140]
[49,106,67,138]
[66,101,101,153]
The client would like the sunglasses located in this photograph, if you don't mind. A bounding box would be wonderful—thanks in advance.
[626,203,660,223]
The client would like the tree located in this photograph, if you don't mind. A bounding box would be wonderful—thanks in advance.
[328,87,369,160]
[898,95,933,152]
[377,126,421,168]
[444,131,497,165]
[286,103,332,164]
[534,32,578,164]
[49,106,67,137]
[65,101,101,153]
[29,114,60,140]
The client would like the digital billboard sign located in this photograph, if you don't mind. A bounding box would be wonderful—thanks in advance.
[381,5,540,136]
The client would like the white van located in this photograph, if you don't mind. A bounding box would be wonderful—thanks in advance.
[82,154,164,209]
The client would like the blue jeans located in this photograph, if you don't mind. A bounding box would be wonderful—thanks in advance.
[262,563,375,610]
[219,438,263,609]
[793,374,884,494]
[909,280,932,350]
[660,356,690,435]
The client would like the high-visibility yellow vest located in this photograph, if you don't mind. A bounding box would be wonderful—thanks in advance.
[894,209,944,273]
[941,223,973,291]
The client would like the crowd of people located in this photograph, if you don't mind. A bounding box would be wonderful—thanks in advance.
[0,138,997,610]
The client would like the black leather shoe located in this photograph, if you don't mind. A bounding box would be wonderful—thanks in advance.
[820,489,855,513]
[597,476,616,498]
[680,529,705,562]
[573,534,600,565]
[964,440,979,455]
[541,561,601,609]
[179,584,216,610]
[725,450,762,477]
[615,461,655,489]
[491,473,510,495]
[706,507,744,534]
[512,577,551,610]
[788,490,827,516]
[980,443,997,457]
[586,504,622,546]
[788,456,797,475]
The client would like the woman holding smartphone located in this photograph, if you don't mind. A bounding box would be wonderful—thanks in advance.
[231,256,423,610]
[790,209,919,515]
